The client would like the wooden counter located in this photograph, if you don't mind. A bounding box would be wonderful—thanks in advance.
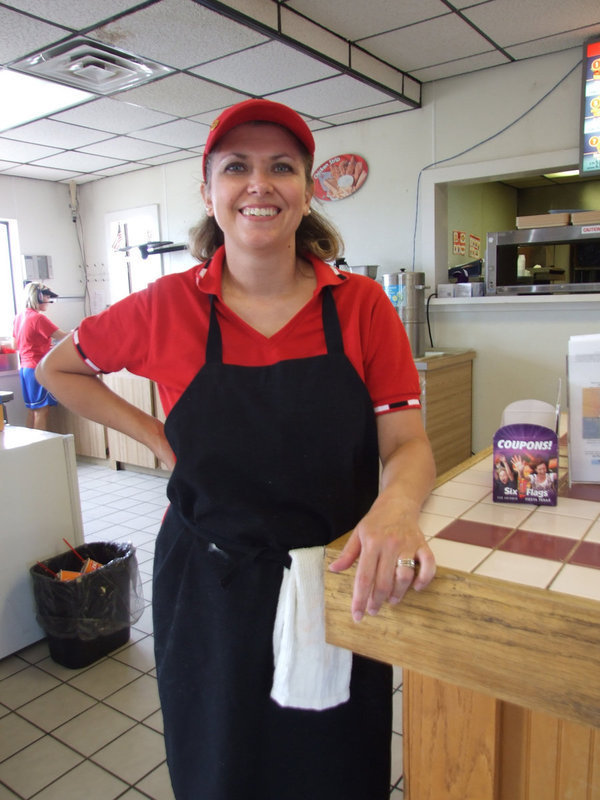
[324,450,600,799]
[415,349,475,474]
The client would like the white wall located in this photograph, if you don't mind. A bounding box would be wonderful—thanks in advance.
[0,176,85,332]
[2,46,596,455]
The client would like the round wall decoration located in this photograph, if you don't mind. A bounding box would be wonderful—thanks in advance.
[312,154,368,201]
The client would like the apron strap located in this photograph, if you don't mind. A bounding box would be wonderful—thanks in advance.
[322,286,345,355]
[205,295,223,364]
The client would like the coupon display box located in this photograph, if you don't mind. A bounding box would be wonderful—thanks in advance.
[493,423,558,506]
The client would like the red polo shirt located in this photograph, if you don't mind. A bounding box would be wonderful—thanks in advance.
[75,247,421,417]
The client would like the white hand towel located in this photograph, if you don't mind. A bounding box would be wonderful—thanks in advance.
[270,545,352,710]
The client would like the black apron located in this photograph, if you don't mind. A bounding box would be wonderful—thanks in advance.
[153,286,392,800]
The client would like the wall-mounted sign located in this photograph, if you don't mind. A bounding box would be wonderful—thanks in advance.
[469,234,481,259]
[452,230,466,256]
[580,37,600,176]
[313,154,368,201]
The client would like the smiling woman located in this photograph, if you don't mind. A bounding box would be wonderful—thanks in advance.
[35,97,436,800]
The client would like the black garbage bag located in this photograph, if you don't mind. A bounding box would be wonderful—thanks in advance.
[30,541,144,668]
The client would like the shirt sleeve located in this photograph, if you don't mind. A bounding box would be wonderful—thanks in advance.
[358,283,422,415]
[75,286,154,374]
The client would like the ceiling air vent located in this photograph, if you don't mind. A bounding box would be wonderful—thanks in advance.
[12,38,173,94]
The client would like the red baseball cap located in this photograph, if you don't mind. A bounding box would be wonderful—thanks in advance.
[202,98,315,180]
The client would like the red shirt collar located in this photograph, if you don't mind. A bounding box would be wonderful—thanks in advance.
[194,245,347,298]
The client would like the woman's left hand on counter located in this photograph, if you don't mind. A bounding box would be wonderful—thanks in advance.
[329,501,436,622]
[329,408,437,622]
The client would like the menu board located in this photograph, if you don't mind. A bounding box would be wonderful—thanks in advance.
[580,37,600,176]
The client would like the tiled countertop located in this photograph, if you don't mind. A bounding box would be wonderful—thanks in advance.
[423,438,600,603]
[324,436,600,729]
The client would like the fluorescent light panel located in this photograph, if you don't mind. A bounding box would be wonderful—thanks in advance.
[0,69,93,132]
[543,170,580,178]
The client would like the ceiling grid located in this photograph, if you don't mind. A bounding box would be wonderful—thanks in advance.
[0,0,598,183]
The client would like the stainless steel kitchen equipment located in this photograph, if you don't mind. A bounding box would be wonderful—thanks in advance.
[485,225,600,295]
[398,271,426,358]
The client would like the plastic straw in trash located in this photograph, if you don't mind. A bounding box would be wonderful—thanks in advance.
[63,538,85,562]
[36,561,58,577]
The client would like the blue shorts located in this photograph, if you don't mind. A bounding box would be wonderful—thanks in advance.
[19,367,57,410]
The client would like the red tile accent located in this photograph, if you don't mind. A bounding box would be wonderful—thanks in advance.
[559,483,600,502]
[499,529,577,562]
[569,540,600,569]
[435,518,512,548]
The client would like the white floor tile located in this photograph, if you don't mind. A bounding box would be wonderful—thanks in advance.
[31,760,128,800]
[67,659,143,700]
[91,725,167,785]
[0,460,404,799]
[0,665,61,710]
[0,713,43,761]
[0,736,83,798]
[135,761,176,800]
[103,673,161,721]
[52,703,137,756]
[18,683,96,731]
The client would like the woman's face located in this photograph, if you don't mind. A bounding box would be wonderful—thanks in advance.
[202,122,313,255]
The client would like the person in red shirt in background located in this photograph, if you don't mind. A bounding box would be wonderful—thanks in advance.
[13,282,68,430]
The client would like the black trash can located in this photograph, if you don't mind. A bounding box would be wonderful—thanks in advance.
[30,541,144,669]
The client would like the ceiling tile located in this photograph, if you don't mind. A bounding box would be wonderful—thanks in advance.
[51,98,176,134]
[33,151,126,171]
[190,40,340,95]
[2,119,112,148]
[0,138,62,162]
[320,100,413,125]
[287,0,449,42]
[361,14,493,72]
[88,0,268,70]
[188,106,234,126]
[78,136,176,160]
[129,118,209,148]
[2,0,599,184]
[2,164,81,181]
[0,6,68,64]
[464,0,600,47]
[60,173,106,184]
[506,27,600,60]
[411,50,510,82]
[140,151,201,166]
[1,0,145,29]
[115,74,248,118]
[268,74,396,117]
[90,162,149,178]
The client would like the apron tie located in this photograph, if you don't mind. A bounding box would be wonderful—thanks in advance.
[219,544,292,589]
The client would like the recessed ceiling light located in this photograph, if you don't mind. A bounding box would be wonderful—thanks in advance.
[0,69,93,132]
[543,170,580,179]
[12,38,173,95]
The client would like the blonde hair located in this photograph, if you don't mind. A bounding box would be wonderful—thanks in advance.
[24,282,52,311]
[189,125,344,263]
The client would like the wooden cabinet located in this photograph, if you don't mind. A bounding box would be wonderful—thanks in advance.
[103,371,159,469]
[57,351,475,475]
[404,673,600,800]
[54,371,166,470]
[51,402,107,460]
[416,350,475,475]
